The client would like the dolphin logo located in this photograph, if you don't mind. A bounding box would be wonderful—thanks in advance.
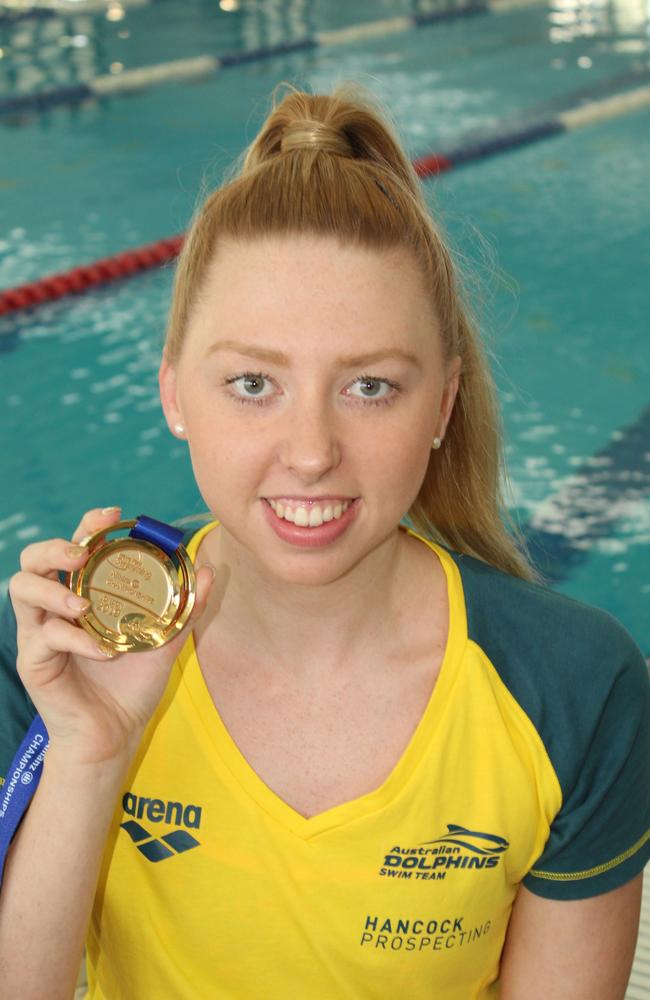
[421,824,509,856]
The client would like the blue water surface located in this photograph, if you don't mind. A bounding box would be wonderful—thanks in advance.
[1,0,648,648]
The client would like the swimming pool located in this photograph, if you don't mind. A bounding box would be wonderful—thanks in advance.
[1,0,648,654]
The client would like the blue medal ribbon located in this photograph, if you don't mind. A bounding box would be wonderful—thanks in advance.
[0,515,184,885]
[129,514,184,555]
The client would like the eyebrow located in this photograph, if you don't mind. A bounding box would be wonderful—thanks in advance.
[206,339,422,369]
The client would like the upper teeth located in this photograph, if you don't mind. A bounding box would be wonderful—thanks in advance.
[267,499,352,527]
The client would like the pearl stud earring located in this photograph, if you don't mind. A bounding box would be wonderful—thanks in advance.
[431,437,441,450]
[174,423,185,435]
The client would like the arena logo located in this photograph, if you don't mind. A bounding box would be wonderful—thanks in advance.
[122,791,202,828]
[119,791,202,863]
[379,823,509,881]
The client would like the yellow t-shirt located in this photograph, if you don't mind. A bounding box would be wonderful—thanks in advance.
[82,521,649,999]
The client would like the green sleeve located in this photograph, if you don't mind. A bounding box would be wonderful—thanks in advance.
[455,550,650,901]
[522,627,650,899]
[0,594,36,783]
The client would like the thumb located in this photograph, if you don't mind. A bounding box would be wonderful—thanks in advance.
[188,563,217,626]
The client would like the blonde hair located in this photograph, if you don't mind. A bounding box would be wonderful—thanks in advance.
[165,82,534,581]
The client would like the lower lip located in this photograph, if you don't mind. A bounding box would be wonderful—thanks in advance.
[261,498,361,548]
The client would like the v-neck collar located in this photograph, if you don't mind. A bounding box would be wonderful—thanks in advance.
[177,520,467,840]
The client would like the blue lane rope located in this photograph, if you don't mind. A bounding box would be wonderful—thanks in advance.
[2,77,650,318]
[0,1,504,117]
[0,83,94,116]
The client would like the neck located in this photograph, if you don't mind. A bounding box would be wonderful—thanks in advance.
[196,523,425,679]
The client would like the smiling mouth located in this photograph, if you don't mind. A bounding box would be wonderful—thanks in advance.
[264,497,357,528]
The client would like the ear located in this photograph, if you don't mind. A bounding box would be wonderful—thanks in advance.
[437,355,461,442]
[159,353,186,438]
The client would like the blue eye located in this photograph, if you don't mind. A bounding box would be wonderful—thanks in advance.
[223,372,402,408]
[348,376,400,405]
[224,372,274,406]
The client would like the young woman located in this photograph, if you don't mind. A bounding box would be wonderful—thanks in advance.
[0,84,648,999]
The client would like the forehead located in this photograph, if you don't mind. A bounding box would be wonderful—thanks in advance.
[187,235,440,361]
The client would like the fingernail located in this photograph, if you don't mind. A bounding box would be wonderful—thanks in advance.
[66,594,90,611]
[101,506,121,515]
[66,544,86,558]
[205,563,217,582]
[97,643,116,658]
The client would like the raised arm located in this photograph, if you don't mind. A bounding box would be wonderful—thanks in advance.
[0,508,213,999]
[499,875,643,999]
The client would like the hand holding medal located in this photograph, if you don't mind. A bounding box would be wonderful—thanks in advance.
[10,506,214,773]
[66,515,197,654]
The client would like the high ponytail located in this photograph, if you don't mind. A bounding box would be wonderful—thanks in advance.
[238,84,422,195]
[165,82,534,581]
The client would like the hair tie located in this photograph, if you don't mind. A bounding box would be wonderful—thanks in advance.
[280,121,352,158]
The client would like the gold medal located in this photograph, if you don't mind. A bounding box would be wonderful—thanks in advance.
[67,519,196,652]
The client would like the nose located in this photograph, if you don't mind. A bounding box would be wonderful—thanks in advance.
[278,397,342,481]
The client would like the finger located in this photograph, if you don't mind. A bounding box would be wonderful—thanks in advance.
[9,571,91,634]
[23,617,117,675]
[71,506,122,545]
[19,537,91,579]
[17,511,122,579]
[187,564,216,625]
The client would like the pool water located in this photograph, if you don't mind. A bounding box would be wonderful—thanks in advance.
[1,0,648,649]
